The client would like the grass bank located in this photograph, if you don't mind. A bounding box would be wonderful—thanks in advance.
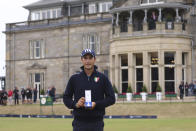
[0,102,196,118]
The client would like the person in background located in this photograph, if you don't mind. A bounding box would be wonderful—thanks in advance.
[185,82,189,96]
[33,87,37,103]
[26,87,32,104]
[8,89,13,105]
[179,81,184,99]
[194,81,196,95]
[13,87,19,105]
[21,87,26,104]
[49,86,56,102]
[188,82,194,96]
[2,90,8,106]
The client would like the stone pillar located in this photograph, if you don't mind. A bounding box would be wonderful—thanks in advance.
[82,3,84,15]
[159,50,165,95]
[128,10,133,34]
[110,55,114,85]
[175,8,180,22]
[176,51,182,93]
[115,54,120,92]
[143,51,150,92]
[129,10,133,24]
[128,24,133,34]
[158,8,162,22]
[187,51,192,83]
[112,14,114,25]
[128,53,134,92]
[116,12,119,26]
[68,5,71,17]
[80,4,85,20]
[174,22,182,32]
[143,9,147,23]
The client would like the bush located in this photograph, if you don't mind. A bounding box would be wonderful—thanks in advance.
[40,89,45,95]
[142,84,147,92]
[113,85,118,94]
[156,83,162,92]
[127,84,132,93]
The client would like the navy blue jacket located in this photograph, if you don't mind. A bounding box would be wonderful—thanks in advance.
[63,66,115,122]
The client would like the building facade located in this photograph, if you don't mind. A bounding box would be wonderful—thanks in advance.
[4,0,196,97]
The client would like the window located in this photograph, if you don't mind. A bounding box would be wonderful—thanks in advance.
[99,2,112,13]
[150,52,159,92]
[89,35,95,51]
[135,53,143,93]
[89,3,96,14]
[182,52,187,83]
[42,11,46,19]
[164,52,175,92]
[140,0,164,5]
[31,8,62,21]
[30,40,45,59]
[47,10,51,19]
[83,33,100,54]
[120,55,128,93]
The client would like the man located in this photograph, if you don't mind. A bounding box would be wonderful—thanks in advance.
[49,86,56,102]
[179,81,184,99]
[13,87,19,105]
[63,49,115,131]
[33,87,37,103]
[21,87,26,104]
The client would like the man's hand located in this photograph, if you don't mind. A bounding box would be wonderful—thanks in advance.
[76,97,85,108]
[91,102,96,109]
[86,102,96,110]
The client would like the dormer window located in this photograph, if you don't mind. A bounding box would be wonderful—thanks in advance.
[31,8,62,21]
[99,2,113,13]
[140,0,164,5]
[89,3,96,14]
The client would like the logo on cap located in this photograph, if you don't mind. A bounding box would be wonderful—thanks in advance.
[81,49,95,57]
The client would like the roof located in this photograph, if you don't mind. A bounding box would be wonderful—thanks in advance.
[23,0,103,10]
[110,3,191,13]
[23,0,80,10]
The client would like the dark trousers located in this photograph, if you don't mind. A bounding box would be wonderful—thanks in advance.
[72,120,104,131]
[15,96,19,105]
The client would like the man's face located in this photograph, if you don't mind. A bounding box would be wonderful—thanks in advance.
[81,54,96,70]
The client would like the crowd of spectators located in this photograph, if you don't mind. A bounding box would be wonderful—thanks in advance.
[0,85,56,106]
[178,81,196,99]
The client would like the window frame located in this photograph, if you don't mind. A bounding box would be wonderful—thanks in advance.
[140,0,164,5]
[89,3,96,14]
[30,40,44,59]
[31,8,62,21]
[82,33,100,54]
[99,2,113,13]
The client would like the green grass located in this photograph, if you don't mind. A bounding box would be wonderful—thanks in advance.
[0,118,196,131]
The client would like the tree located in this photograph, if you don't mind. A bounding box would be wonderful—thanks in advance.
[127,84,132,93]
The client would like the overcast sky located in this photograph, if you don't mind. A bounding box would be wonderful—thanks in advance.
[0,0,39,77]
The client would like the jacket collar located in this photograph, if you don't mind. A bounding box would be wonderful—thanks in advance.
[80,65,98,76]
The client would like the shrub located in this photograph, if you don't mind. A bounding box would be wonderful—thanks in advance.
[40,89,45,95]
[113,84,118,94]
[127,84,132,93]
[156,83,162,92]
[142,84,147,92]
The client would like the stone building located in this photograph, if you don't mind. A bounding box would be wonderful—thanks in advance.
[4,0,196,97]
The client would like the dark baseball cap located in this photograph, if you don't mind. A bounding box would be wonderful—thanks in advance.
[81,49,95,57]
